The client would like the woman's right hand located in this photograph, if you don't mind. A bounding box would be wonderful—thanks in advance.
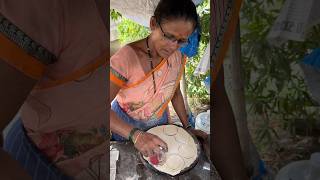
[133,131,168,157]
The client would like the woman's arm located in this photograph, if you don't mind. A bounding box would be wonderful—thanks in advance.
[109,82,167,156]
[171,84,208,139]
[212,67,248,180]
[170,84,189,127]
[109,82,135,139]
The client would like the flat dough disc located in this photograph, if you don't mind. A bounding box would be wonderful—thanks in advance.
[174,128,193,144]
[178,144,197,159]
[143,125,198,176]
[163,125,178,136]
[165,154,185,170]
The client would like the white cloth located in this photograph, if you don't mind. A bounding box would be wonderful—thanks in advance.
[111,0,204,27]
[267,0,320,46]
[194,42,210,76]
[110,19,120,42]
[110,146,120,180]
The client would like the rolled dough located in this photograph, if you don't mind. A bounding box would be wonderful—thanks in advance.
[143,125,198,176]
[163,125,178,136]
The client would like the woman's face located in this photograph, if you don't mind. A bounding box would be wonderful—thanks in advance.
[150,18,194,59]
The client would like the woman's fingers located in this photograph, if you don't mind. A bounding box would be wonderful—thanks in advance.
[151,134,168,152]
[190,129,208,140]
[135,132,168,157]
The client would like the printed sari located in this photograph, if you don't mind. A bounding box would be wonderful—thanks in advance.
[110,45,186,124]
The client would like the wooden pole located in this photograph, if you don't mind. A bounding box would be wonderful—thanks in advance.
[224,20,263,178]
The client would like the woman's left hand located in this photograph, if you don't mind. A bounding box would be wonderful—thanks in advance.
[187,128,208,140]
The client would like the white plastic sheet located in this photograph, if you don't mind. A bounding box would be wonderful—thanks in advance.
[110,0,204,27]
[194,42,210,76]
[267,0,320,46]
[110,146,119,180]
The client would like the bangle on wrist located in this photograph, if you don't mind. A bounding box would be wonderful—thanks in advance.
[128,128,139,142]
[133,131,143,144]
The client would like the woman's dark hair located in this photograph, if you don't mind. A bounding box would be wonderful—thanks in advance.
[154,0,199,29]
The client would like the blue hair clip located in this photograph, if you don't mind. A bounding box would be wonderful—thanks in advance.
[179,27,201,57]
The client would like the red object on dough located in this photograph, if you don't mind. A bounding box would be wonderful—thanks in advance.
[149,155,159,165]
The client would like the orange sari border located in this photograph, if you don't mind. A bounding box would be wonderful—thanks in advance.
[36,50,108,90]
[0,33,45,79]
[124,58,167,89]
[156,56,187,118]
[110,72,126,88]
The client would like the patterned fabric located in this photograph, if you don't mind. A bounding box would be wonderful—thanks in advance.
[111,100,169,141]
[110,45,186,121]
[211,0,243,82]
[1,0,108,177]
[36,127,107,164]
[0,14,57,65]
[110,66,128,82]
[3,119,71,180]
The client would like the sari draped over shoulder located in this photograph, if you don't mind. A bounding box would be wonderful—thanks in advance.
[110,45,186,121]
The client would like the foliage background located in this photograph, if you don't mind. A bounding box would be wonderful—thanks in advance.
[240,0,320,152]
